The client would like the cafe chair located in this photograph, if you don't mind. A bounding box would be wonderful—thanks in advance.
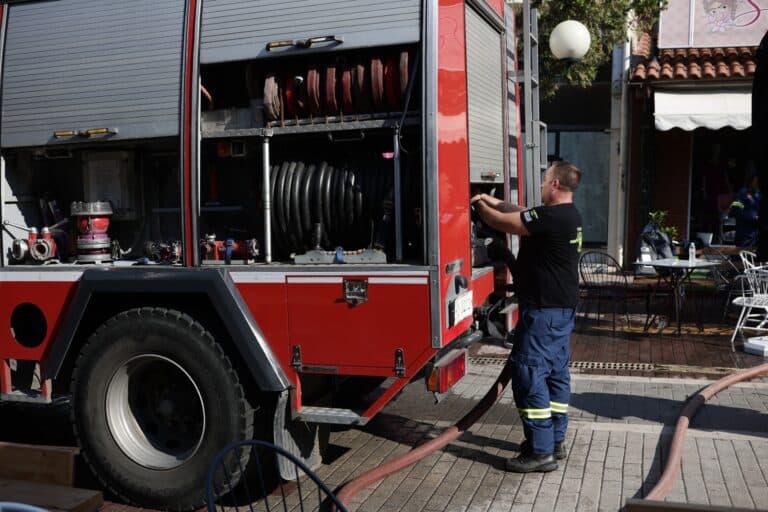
[740,250,758,270]
[720,249,759,318]
[206,439,348,512]
[698,245,744,318]
[578,250,651,334]
[730,265,768,352]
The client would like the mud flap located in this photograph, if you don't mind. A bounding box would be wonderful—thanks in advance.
[272,389,325,479]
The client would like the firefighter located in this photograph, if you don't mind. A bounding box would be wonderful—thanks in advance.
[471,161,583,473]
[729,172,760,247]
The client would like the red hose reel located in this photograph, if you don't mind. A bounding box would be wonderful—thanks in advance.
[263,49,412,122]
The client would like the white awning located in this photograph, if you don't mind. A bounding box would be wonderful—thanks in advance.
[654,90,752,131]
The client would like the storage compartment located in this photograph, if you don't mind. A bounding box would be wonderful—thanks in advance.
[198,43,425,266]
[201,45,420,128]
[1,140,182,266]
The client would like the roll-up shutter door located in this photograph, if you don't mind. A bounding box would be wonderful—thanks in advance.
[1,0,185,148]
[200,0,422,64]
[466,5,505,184]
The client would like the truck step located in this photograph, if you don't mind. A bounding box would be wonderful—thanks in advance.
[295,406,368,425]
[0,389,51,404]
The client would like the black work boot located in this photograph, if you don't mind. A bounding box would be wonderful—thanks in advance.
[505,453,558,473]
[520,439,567,460]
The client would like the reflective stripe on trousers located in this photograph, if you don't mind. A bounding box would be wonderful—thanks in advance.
[511,306,574,455]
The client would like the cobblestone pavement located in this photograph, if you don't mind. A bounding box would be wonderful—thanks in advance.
[316,361,768,512]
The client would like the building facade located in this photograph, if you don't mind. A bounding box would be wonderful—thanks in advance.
[626,0,764,261]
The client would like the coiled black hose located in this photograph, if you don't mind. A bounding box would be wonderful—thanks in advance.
[270,159,394,257]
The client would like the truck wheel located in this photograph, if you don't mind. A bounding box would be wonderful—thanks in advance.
[70,307,254,510]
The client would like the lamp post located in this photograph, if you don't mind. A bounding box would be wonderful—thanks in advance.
[512,0,590,206]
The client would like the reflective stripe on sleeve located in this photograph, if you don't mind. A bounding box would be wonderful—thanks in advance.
[518,408,552,419]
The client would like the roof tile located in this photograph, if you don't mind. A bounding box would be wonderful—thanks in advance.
[631,37,757,82]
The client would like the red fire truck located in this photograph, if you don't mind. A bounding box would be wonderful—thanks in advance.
[0,0,521,508]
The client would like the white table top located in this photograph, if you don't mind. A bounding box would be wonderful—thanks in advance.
[637,258,721,270]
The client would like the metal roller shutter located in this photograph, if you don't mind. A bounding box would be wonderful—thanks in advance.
[200,0,422,64]
[1,0,185,148]
[466,4,505,184]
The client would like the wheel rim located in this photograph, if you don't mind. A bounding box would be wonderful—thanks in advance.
[106,354,206,470]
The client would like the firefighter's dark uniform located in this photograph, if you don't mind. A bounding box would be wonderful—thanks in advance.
[512,203,582,456]
[730,186,760,247]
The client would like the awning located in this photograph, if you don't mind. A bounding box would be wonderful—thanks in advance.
[654,90,752,131]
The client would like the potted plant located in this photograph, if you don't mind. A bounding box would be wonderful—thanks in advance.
[648,210,678,244]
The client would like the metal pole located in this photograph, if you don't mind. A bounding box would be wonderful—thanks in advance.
[521,2,545,207]
[531,7,544,206]
[394,130,403,262]
[262,136,272,263]
[523,0,533,206]
[608,41,629,264]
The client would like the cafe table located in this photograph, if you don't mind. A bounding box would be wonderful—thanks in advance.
[636,258,720,335]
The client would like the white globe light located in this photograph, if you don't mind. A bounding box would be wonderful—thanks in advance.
[549,20,591,61]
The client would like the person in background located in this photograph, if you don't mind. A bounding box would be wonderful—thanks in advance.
[730,172,760,247]
[471,161,582,473]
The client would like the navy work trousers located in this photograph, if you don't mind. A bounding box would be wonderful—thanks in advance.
[510,306,574,455]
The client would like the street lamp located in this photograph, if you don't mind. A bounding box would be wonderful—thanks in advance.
[549,20,591,62]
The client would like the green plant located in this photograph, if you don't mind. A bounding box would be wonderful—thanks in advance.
[528,0,668,99]
[648,210,678,241]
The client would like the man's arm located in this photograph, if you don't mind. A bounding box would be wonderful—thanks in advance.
[471,196,531,236]
[471,193,526,213]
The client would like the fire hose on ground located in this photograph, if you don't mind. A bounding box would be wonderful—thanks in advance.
[334,359,515,509]
[645,361,768,501]
[333,360,768,510]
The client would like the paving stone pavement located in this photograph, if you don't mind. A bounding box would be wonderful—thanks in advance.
[311,361,768,512]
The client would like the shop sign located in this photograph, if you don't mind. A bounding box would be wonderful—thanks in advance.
[659,0,768,48]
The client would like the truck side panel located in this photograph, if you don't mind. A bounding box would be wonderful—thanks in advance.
[234,271,432,375]
[286,274,432,372]
[486,0,504,17]
[28,268,291,393]
[435,0,474,344]
[0,273,79,361]
[1,0,185,148]
[200,0,422,63]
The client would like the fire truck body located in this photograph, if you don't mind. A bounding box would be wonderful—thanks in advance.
[0,0,517,508]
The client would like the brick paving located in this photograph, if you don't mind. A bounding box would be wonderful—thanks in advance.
[332,363,768,512]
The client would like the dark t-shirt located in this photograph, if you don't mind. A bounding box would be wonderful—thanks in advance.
[516,203,582,309]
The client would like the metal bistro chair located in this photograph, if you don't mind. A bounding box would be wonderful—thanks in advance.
[741,249,758,270]
[206,439,348,512]
[730,265,768,351]
[578,250,651,333]
[697,245,742,318]
[722,249,759,318]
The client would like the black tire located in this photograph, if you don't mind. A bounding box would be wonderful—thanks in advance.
[70,307,254,510]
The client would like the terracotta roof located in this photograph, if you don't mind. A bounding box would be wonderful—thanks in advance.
[631,36,757,82]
